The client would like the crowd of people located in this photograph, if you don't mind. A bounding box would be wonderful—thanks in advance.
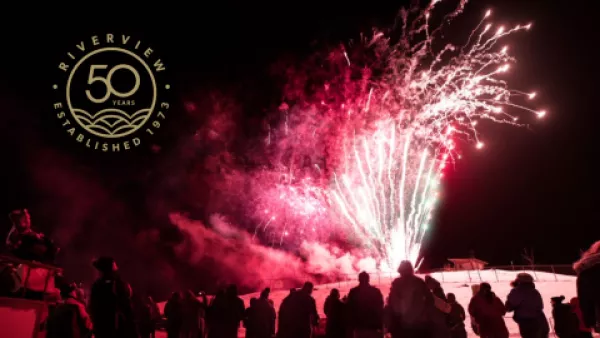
[1,208,600,338]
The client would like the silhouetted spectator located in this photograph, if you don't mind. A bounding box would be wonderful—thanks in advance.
[570,297,593,338]
[6,208,58,263]
[505,273,549,338]
[347,271,384,337]
[324,288,346,338]
[134,293,154,338]
[281,282,319,338]
[425,275,451,338]
[47,282,93,338]
[446,293,467,338]
[551,296,578,338]
[164,291,182,338]
[181,290,204,338]
[574,241,600,332]
[207,289,226,338]
[146,296,160,338]
[89,257,138,338]
[388,260,433,338]
[253,288,277,338]
[278,288,297,338]
[468,282,508,338]
[245,297,259,338]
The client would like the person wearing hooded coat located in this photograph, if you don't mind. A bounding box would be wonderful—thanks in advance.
[468,283,508,338]
[425,275,451,338]
[574,240,600,332]
[89,256,138,338]
[505,273,549,338]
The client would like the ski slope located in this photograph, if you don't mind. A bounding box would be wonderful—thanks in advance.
[158,269,580,337]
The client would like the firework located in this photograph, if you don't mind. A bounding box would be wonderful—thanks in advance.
[255,0,543,269]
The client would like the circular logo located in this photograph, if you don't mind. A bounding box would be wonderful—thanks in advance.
[53,34,170,152]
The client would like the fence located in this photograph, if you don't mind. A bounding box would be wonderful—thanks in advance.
[259,264,575,292]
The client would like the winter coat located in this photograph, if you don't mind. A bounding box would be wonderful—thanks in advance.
[89,275,138,338]
[506,284,545,322]
[180,297,204,337]
[347,283,384,331]
[278,290,319,338]
[388,274,433,329]
[47,297,93,338]
[164,297,182,337]
[574,249,600,329]
[505,283,548,338]
[324,296,346,338]
[245,297,276,338]
[468,292,509,338]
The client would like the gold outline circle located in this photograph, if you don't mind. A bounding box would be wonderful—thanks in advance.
[66,47,157,139]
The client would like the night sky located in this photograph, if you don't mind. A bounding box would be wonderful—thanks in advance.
[0,1,597,297]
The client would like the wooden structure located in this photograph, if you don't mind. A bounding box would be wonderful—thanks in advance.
[448,257,488,271]
[0,255,62,338]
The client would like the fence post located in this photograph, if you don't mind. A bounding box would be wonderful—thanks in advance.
[494,269,499,282]
[551,265,558,281]
[467,269,472,283]
[531,265,539,281]
[476,268,482,282]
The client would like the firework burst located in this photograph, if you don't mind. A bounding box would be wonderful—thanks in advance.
[254,0,543,269]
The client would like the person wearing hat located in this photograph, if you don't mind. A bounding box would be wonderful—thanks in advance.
[89,256,138,338]
[387,260,434,338]
[505,273,549,338]
[46,282,93,338]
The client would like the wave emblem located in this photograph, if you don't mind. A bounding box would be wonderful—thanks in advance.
[71,107,152,138]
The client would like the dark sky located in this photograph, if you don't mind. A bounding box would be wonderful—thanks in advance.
[0,0,597,295]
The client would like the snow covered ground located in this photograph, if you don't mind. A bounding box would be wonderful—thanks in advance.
[158,269,581,337]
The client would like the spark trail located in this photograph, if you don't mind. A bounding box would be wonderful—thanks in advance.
[255,0,544,270]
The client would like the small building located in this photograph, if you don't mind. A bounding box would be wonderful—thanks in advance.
[448,258,488,271]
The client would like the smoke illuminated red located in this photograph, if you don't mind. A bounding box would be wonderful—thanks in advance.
[248,0,543,270]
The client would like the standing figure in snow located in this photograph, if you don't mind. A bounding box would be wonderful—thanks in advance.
[425,275,451,338]
[505,273,549,338]
[468,282,508,338]
[347,271,384,338]
[574,241,600,333]
[280,282,319,338]
[446,293,467,338]
[387,260,433,338]
[89,257,138,338]
[180,290,204,338]
[277,288,297,338]
[324,289,346,338]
